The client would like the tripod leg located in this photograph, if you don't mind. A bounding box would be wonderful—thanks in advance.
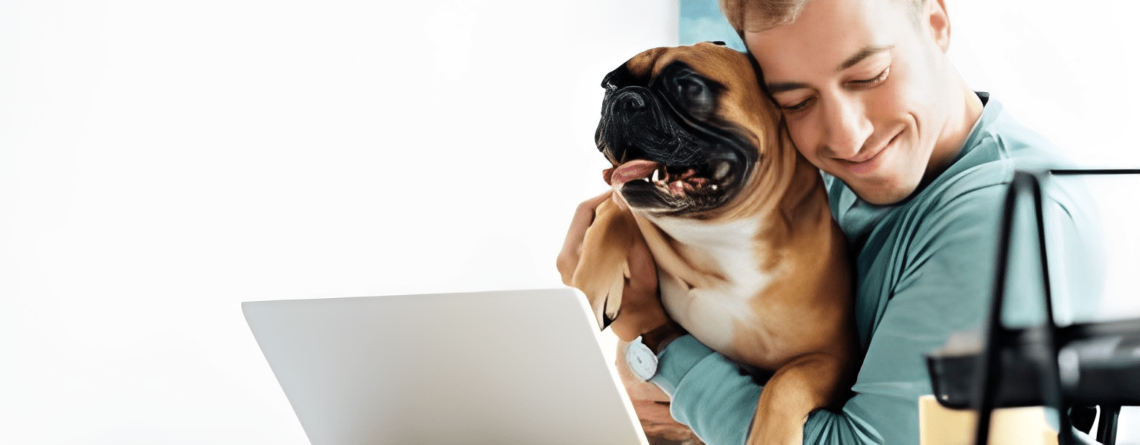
[1096,405,1120,445]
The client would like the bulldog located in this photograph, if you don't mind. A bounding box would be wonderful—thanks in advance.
[571,42,858,444]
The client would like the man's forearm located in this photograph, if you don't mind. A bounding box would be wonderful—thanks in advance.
[651,335,761,445]
[652,335,893,445]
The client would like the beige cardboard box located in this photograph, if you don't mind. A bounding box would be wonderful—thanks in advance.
[919,395,1058,445]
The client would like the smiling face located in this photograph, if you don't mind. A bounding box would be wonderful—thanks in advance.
[746,0,976,205]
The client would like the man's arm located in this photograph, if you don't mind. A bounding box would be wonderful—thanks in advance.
[651,335,763,445]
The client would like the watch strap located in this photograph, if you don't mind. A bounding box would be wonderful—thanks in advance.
[640,320,686,354]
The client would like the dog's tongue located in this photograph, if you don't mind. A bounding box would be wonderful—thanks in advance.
[605,160,659,186]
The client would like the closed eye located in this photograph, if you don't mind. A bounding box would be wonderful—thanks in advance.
[778,66,890,116]
[781,97,814,115]
[848,66,890,88]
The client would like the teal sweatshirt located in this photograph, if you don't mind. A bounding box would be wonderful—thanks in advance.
[649,93,1105,444]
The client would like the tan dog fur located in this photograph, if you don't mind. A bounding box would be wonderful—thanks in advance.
[570,43,857,445]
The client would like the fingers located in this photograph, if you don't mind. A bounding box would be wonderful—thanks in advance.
[556,190,614,285]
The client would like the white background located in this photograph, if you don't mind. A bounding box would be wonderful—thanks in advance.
[1,0,1137,443]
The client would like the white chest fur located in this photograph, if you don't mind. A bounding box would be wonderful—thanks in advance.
[640,214,774,355]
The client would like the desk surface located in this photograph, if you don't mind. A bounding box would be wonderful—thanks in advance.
[919,395,1057,445]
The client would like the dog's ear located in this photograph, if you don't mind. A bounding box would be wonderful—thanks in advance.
[601,64,637,92]
[572,198,639,330]
[601,47,668,92]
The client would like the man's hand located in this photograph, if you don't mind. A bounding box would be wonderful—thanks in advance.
[556,190,613,286]
[556,190,673,343]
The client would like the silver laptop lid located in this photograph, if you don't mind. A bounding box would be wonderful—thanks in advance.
[243,288,649,445]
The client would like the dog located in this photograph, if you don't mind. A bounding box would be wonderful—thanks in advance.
[570,42,858,445]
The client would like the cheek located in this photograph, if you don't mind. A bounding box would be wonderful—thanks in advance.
[885,53,940,118]
[785,118,824,165]
[864,80,908,123]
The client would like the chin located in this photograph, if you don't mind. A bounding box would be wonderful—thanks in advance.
[849,180,920,206]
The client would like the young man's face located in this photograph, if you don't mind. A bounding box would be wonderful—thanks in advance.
[746,0,956,205]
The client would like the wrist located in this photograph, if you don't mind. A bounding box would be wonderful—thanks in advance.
[640,320,687,354]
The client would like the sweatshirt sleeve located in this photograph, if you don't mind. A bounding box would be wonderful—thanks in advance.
[650,335,762,445]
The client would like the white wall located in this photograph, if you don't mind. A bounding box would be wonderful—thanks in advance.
[0,1,678,443]
[1,0,1136,444]
[947,0,1140,323]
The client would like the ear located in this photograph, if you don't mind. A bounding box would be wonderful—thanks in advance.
[601,64,636,92]
[602,47,669,92]
[571,198,639,330]
[925,0,951,53]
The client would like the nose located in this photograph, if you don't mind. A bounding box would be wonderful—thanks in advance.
[819,94,873,160]
[609,88,649,114]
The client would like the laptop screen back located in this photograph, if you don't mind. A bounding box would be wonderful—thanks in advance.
[243,288,649,445]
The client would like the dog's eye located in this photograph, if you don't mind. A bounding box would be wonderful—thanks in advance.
[678,79,702,98]
[676,77,714,117]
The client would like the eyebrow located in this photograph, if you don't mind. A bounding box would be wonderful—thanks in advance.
[765,81,810,95]
[764,44,895,95]
[838,45,894,71]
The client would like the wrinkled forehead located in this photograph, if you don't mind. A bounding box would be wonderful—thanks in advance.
[744,0,917,84]
[603,44,754,91]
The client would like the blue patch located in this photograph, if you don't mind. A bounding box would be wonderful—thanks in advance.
[679,0,746,52]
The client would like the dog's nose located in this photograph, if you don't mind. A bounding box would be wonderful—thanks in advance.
[611,89,648,113]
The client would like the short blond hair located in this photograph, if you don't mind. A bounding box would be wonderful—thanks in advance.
[718,0,804,34]
[719,0,926,34]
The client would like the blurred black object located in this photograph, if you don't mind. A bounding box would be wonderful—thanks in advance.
[924,169,1140,445]
[927,319,1140,409]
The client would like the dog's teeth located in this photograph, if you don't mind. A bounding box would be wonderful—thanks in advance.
[671,181,685,195]
[651,169,660,182]
[713,161,731,180]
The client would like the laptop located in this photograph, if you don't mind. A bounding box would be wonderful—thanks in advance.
[243,288,650,445]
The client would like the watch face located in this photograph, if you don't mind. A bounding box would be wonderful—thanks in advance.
[626,340,658,381]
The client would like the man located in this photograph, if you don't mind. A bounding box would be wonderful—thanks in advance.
[558,0,1103,443]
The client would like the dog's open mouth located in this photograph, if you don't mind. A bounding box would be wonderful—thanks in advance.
[607,159,728,198]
